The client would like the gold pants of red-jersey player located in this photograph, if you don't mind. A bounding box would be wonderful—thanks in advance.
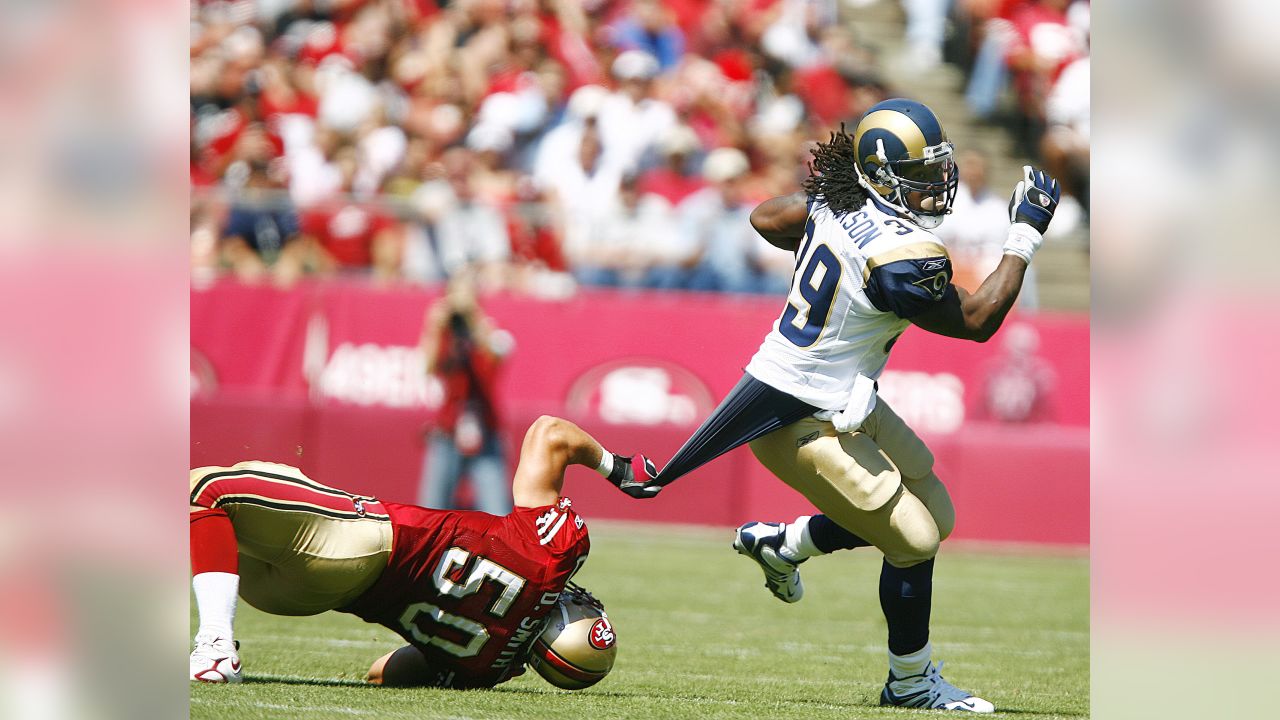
[190,461,394,616]
[748,400,955,568]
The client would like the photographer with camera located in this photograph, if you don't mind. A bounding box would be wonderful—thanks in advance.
[417,274,514,515]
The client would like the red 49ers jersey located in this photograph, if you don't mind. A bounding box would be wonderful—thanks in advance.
[340,497,590,688]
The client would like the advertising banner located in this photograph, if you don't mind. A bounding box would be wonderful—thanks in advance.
[193,280,1087,428]
[192,280,1088,544]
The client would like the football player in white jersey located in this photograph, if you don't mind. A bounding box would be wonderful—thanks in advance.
[602,98,1060,713]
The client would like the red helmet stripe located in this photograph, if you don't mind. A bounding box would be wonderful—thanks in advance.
[532,639,606,684]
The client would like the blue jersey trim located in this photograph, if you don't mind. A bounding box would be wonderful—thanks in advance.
[864,257,952,319]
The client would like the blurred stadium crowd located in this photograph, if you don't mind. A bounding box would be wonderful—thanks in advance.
[950,0,1089,208]
[190,0,1089,299]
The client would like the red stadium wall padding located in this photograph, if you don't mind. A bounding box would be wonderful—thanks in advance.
[191,281,1089,545]
[685,425,1089,545]
[192,279,1088,429]
[307,403,432,499]
[930,425,1091,545]
[191,394,311,470]
[191,400,1088,546]
[190,282,315,400]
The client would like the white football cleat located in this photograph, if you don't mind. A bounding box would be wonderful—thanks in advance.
[190,632,243,683]
[880,661,994,713]
[732,522,804,603]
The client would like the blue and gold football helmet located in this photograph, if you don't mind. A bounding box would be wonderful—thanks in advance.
[852,98,958,229]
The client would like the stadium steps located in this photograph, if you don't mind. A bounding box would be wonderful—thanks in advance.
[840,0,1090,312]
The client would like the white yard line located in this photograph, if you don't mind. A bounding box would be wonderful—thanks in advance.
[191,697,377,716]
[193,693,484,720]
[249,634,394,649]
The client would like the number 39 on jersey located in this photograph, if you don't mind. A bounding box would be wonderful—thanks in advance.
[780,241,843,348]
[745,196,955,412]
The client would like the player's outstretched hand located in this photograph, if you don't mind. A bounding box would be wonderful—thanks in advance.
[606,454,663,499]
[1003,165,1061,264]
[1007,165,1061,235]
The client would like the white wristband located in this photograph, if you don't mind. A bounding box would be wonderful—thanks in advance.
[1002,223,1043,264]
[594,450,614,478]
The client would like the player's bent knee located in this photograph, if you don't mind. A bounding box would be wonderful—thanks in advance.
[369,645,432,687]
[934,507,956,543]
[189,468,218,508]
[908,471,955,542]
[888,528,940,567]
[886,552,935,569]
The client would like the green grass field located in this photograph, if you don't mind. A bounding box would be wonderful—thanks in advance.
[191,522,1088,719]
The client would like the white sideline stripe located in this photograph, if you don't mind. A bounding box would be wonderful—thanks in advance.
[193,695,482,720]
[253,634,393,649]
[206,671,861,709]
[538,513,568,545]
[191,697,376,716]
[931,625,1089,640]
[237,672,369,685]
[606,679,855,709]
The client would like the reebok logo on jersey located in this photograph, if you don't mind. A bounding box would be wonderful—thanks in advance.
[921,259,947,271]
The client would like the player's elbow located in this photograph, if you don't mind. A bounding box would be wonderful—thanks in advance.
[973,315,1009,342]
[748,208,792,248]
[961,313,1001,343]
[970,325,997,343]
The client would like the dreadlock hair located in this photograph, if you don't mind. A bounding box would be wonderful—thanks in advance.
[802,123,870,218]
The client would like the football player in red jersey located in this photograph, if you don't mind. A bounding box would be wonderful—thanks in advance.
[189,415,633,688]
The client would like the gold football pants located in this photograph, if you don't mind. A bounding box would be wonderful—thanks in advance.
[749,401,954,568]
[190,461,394,616]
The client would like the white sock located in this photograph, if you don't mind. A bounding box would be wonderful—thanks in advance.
[888,641,933,687]
[778,516,821,563]
[193,572,239,640]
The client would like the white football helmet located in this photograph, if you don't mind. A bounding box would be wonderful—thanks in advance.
[528,584,617,690]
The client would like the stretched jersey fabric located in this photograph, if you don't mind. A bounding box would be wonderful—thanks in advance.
[652,373,819,485]
[745,195,953,411]
[340,498,590,689]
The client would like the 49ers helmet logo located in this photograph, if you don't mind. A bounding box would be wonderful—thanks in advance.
[589,618,615,650]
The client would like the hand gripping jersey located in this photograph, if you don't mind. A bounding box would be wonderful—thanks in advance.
[745,196,953,411]
[340,498,590,688]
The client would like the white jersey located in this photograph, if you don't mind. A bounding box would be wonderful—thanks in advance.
[745,196,953,411]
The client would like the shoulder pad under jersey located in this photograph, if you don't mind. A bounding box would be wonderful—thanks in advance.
[863,241,952,319]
